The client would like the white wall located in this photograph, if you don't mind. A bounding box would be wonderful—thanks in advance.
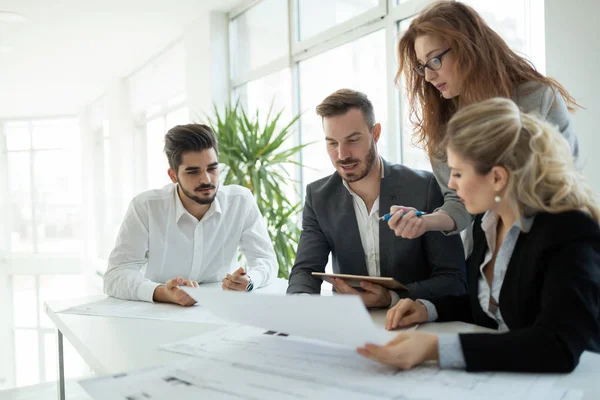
[184,11,230,121]
[545,0,600,192]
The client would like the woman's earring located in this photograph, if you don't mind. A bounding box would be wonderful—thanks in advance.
[494,195,502,203]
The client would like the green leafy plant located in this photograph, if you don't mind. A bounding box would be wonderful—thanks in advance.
[206,102,311,279]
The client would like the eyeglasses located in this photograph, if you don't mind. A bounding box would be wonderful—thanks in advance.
[414,48,452,77]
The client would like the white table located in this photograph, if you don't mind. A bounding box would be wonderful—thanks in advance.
[46,292,600,400]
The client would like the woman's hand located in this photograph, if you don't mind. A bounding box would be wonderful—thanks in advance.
[357,332,439,370]
[387,206,428,239]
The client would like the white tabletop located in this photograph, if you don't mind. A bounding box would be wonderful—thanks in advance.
[46,293,600,399]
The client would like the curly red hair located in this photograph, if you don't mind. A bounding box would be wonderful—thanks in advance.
[397,1,578,160]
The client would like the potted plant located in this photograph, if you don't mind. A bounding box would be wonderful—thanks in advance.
[205,102,311,279]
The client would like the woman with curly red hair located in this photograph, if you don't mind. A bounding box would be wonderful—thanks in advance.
[387,1,579,241]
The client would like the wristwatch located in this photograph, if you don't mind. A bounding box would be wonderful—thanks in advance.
[246,276,254,292]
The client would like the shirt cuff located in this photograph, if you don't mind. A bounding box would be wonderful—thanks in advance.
[137,280,162,303]
[245,268,266,289]
[388,290,401,308]
[438,334,467,369]
[417,299,438,322]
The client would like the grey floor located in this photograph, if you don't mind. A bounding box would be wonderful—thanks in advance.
[0,380,93,400]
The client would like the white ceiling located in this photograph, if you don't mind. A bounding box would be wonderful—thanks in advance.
[0,0,243,118]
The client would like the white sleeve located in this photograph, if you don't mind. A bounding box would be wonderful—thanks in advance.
[103,198,160,302]
[239,194,278,289]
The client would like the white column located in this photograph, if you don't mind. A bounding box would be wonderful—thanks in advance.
[545,0,600,192]
[78,107,96,263]
[184,11,230,121]
[105,80,137,229]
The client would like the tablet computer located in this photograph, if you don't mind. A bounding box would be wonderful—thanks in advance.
[311,272,407,290]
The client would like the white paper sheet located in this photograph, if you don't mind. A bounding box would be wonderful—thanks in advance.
[51,279,290,324]
[82,325,572,400]
[159,325,567,400]
[56,296,228,324]
[181,286,399,346]
[79,357,389,400]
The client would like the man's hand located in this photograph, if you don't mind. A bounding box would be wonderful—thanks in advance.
[332,278,391,308]
[152,277,198,306]
[222,267,250,291]
[386,298,429,330]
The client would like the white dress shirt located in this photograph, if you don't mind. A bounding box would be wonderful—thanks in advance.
[342,158,401,307]
[104,183,277,302]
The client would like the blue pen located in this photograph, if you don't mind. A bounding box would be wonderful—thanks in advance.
[379,210,425,222]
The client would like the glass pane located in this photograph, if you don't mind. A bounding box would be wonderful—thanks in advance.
[299,0,379,40]
[230,0,288,78]
[399,75,431,171]
[4,121,30,151]
[298,30,388,187]
[146,117,171,190]
[166,107,190,129]
[237,69,293,121]
[33,150,82,253]
[15,329,40,387]
[398,19,431,171]
[33,149,81,206]
[167,93,186,108]
[459,1,527,53]
[12,275,38,327]
[145,103,162,119]
[31,119,79,150]
[234,69,298,204]
[7,152,33,253]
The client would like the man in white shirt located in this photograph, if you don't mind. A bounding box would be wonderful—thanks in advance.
[287,89,466,307]
[104,124,277,306]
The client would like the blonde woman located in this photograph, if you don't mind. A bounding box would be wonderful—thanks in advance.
[357,98,600,373]
[388,1,579,239]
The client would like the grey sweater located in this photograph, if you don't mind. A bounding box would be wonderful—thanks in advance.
[432,81,579,233]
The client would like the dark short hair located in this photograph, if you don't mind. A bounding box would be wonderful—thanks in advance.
[164,124,218,172]
[316,89,376,129]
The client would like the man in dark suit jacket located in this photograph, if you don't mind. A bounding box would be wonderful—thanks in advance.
[287,89,466,308]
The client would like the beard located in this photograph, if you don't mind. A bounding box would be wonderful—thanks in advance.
[179,182,217,205]
[337,141,377,183]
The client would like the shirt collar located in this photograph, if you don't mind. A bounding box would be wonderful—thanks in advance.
[174,184,222,223]
[481,210,535,234]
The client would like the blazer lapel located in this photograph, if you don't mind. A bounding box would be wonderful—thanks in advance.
[498,233,526,328]
[379,160,404,278]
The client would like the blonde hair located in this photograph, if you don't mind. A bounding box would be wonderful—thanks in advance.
[444,98,599,223]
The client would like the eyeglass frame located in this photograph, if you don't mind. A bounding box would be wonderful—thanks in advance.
[414,48,452,77]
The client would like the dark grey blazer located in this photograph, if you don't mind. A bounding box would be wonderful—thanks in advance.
[287,159,467,300]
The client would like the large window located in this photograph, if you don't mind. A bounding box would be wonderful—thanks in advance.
[145,103,190,190]
[11,274,96,387]
[298,0,380,40]
[298,29,387,185]
[3,119,82,254]
[230,0,289,81]
[229,0,545,199]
